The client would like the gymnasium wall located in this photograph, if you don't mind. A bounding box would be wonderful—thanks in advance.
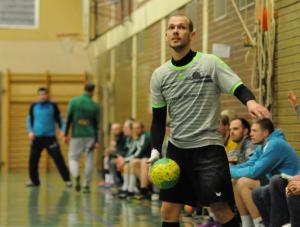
[92,0,256,145]
[0,0,91,74]
[274,0,300,154]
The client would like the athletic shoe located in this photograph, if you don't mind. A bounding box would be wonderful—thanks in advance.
[65,181,72,188]
[118,191,128,199]
[73,176,81,192]
[133,193,151,201]
[25,181,39,187]
[82,186,90,194]
[197,220,221,227]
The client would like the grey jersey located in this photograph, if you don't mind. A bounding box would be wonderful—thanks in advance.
[150,52,242,149]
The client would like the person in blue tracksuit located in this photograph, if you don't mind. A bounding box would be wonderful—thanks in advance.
[26,87,71,187]
[230,118,300,227]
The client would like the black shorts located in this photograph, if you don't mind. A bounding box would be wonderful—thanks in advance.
[160,142,235,207]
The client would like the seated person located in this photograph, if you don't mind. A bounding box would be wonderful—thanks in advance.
[252,94,300,227]
[228,118,256,164]
[219,111,238,154]
[252,173,300,227]
[98,122,128,187]
[230,118,300,227]
[118,121,151,199]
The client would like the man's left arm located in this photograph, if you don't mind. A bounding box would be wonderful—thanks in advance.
[53,102,65,133]
[213,55,270,119]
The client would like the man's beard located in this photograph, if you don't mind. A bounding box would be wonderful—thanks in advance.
[169,40,189,52]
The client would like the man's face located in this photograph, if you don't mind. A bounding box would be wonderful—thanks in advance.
[250,123,268,144]
[219,121,229,138]
[123,123,132,137]
[166,16,194,51]
[230,120,245,143]
[133,123,143,137]
[111,124,121,136]
[38,91,49,102]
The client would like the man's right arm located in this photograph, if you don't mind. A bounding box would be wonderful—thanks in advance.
[27,104,35,140]
[64,100,74,137]
[148,70,167,163]
[150,107,167,152]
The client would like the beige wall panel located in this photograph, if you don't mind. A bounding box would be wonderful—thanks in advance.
[274,0,300,155]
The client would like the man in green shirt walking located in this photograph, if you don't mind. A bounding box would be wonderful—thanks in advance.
[64,83,100,193]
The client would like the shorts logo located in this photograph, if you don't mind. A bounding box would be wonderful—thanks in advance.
[215,192,222,197]
[49,142,58,149]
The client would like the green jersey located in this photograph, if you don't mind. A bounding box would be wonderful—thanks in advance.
[65,93,100,140]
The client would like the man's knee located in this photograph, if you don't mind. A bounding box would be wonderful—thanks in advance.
[236,177,258,191]
[161,202,182,222]
[269,175,286,192]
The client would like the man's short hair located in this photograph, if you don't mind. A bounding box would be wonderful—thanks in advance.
[220,115,230,126]
[168,14,194,32]
[37,87,48,94]
[85,83,95,92]
[255,118,275,134]
[235,118,251,135]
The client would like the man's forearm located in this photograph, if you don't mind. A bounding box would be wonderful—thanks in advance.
[150,107,167,153]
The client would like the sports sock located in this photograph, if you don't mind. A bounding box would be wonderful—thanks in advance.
[128,174,136,193]
[253,217,264,227]
[162,222,179,227]
[122,173,129,191]
[241,215,254,227]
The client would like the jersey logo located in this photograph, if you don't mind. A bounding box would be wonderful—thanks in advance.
[191,71,213,83]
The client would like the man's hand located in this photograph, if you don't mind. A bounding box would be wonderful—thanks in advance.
[246,100,271,119]
[287,180,300,196]
[292,174,300,181]
[147,149,160,164]
[93,143,100,149]
[288,91,298,107]
[28,132,35,141]
[62,135,68,144]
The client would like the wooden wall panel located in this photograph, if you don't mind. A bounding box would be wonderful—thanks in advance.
[3,73,88,170]
[274,0,300,154]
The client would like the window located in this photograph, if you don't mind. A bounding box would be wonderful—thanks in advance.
[239,0,254,10]
[0,0,39,28]
[214,0,227,21]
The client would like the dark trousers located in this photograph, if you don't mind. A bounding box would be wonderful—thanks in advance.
[29,136,70,185]
[252,175,300,227]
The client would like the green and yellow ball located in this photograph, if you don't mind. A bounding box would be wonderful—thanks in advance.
[150,158,180,189]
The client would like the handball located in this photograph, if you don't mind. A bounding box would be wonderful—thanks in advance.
[150,158,180,189]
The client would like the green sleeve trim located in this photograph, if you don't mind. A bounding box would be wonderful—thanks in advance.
[210,54,230,69]
[152,103,167,108]
[168,52,202,71]
[229,82,243,96]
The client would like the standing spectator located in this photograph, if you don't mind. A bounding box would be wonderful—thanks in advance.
[288,91,300,119]
[26,87,71,187]
[64,83,100,193]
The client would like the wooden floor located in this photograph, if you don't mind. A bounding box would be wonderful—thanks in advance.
[0,172,206,227]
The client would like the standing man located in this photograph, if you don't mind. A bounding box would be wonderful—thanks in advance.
[148,14,270,227]
[64,83,100,193]
[26,87,71,187]
[288,91,300,119]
